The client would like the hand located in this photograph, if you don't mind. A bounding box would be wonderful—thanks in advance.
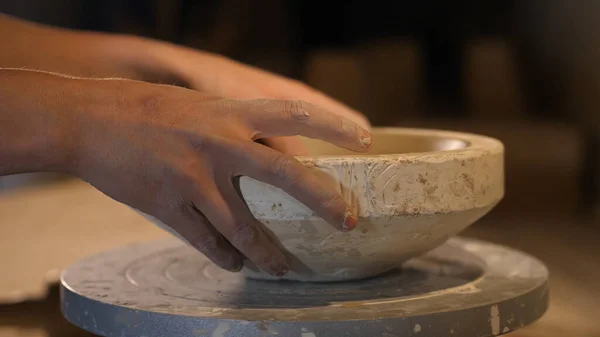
[66,78,372,276]
[134,41,371,155]
[160,49,372,155]
[0,15,371,155]
[158,49,371,128]
[113,37,371,155]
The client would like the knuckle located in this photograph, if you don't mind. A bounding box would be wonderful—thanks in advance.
[336,115,350,134]
[191,131,230,153]
[333,116,357,141]
[178,167,205,191]
[229,223,258,249]
[269,154,292,174]
[192,234,220,254]
[284,100,311,121]
[268,154,298,186]
[214,98,239,117]
[322,191,346,212]
[249,98,272,107]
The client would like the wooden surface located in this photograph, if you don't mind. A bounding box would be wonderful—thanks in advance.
[0,179,598,336]
[465,215,600,337]
[0,178,168,303]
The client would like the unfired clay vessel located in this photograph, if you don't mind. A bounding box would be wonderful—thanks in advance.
[143,127,504,282]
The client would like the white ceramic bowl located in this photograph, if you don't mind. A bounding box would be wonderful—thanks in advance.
[145,127,504,282]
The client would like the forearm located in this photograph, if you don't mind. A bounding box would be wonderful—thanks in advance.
[0,14,165,81]
[0,68,80,175]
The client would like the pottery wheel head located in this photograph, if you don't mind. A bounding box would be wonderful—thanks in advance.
[61,237,548,337]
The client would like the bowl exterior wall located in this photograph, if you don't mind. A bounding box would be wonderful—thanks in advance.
[241,205,496,282]
[140,128,504,282]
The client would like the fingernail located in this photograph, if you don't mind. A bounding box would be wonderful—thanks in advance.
[219,252,243,272]
[227,260,244,272]
[227,265,243,273]
[359,128,373,148]
[341,210,358,231]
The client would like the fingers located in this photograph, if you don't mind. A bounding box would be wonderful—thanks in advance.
[232,99,372,152]
[232,142,358,232]
[259,136,309,156]
[161,205,243,272]
[294,85,372,130]
[195,179,289,276]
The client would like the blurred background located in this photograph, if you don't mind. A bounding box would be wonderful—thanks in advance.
[0,1,598,336]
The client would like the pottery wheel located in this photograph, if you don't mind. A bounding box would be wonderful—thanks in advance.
[60,237,548,337]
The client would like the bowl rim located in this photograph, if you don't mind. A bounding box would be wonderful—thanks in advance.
[295,127,504,162]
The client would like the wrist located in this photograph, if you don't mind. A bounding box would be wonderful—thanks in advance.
[32,25,175,83]
[0,69,79,175]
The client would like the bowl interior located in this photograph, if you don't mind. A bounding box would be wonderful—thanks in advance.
[302,130,469,156]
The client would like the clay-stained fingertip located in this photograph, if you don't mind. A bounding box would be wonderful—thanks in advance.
[225,259,244,273]
[358,128,373,150]
[341,211,358,231]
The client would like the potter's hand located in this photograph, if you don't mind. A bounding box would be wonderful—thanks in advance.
[0,69,371,276]
[0,14,370,155]
[143,46,371,154]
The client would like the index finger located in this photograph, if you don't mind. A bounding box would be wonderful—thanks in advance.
[231,142,359,232]
[233,99,373,153]
[258,136,309,156]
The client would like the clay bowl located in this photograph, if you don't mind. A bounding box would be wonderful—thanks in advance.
[144,127,504,282]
